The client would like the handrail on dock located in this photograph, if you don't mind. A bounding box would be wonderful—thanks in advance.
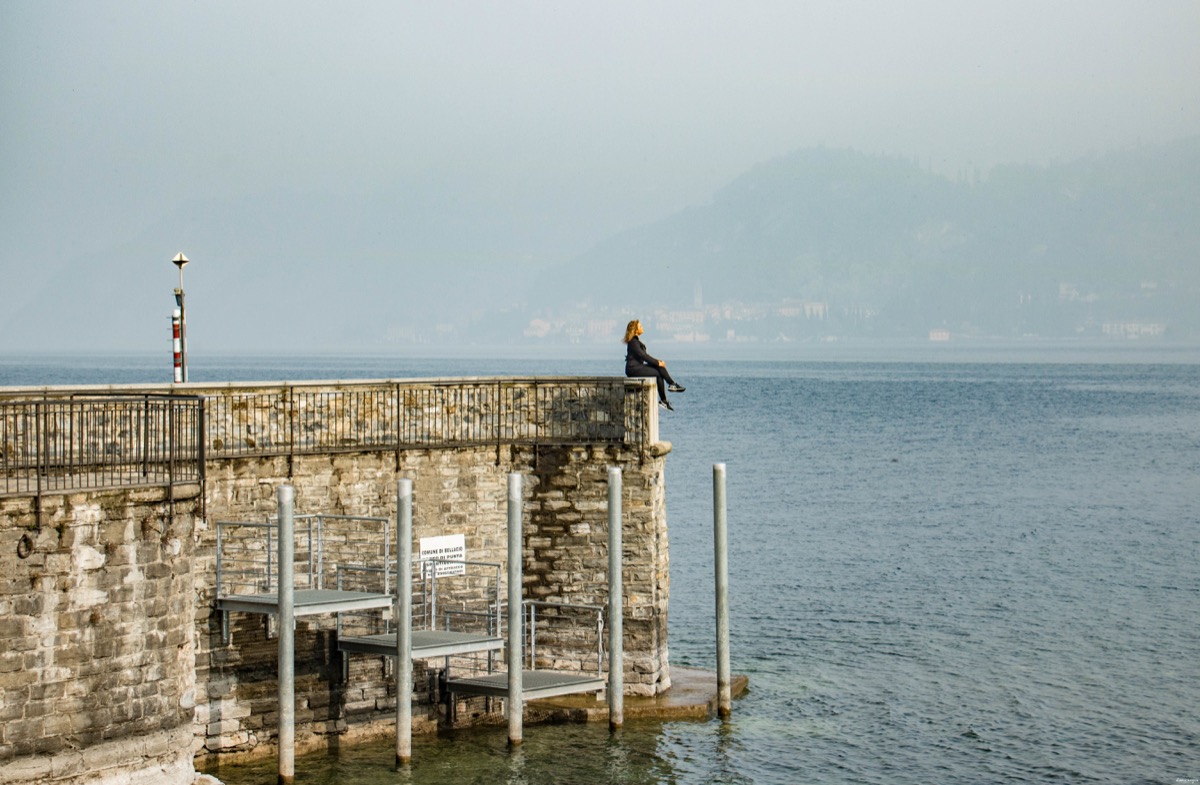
[214,513,392,644]
[334,558,503,645]
[524,600,606,676]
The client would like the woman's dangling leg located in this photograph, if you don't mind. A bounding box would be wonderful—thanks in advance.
[626,364,668,402]
[659,365,683,392]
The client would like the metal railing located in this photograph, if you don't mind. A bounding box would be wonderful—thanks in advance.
[215,514,391,599]
[334,558,503,642]
[0,377,655,498]
[525,599,606,675]
[202,377,652,459]
[0,394,204,497]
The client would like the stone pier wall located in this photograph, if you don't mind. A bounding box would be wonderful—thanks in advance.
[0,377,671,780]
[0,486,199,785]
[194,440,671,759]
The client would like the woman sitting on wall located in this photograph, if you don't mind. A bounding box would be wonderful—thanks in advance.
[623,319,684,411]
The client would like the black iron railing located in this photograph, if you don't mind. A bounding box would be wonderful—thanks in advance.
[0,378,654,497]
[203,377,652,459]
[0,394,205,497]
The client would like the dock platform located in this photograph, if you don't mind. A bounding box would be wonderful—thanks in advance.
[447,670,606,702]
[218,589,394,617]
[338,630,503,660]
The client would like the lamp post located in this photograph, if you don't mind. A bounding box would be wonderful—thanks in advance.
[172,252,190,383]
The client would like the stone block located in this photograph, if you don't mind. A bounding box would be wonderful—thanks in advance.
[0,753,52,782]
[0,698,25,723]
[206,718,243,736]
[204,730,250,751]
[1,717,44,746]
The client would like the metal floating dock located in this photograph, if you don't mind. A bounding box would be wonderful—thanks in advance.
[338,630,503,660]
[218,589,393,617]
[215,478,623,773]
[447,670,606,701]
[214,513,394,644]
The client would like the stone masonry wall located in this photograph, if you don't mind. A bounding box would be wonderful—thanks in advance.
[0,377,669,778]
[0,486,199,785]
[194,440,671,761]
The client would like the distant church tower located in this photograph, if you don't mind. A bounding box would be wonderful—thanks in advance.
[694,283,703,308]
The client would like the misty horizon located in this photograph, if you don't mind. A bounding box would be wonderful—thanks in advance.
[3,2,1198,356]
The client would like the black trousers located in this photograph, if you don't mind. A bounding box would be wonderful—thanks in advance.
[626,363,678,402]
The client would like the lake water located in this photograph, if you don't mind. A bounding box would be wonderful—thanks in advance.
[3,352,1197,784]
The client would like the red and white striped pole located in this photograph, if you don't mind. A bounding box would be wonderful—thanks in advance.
[172,308,183,383]
[171,252,190,383]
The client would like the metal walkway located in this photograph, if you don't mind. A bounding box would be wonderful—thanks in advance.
[335,558,504,667]
[216,481,618,772]
[339,629,503,660]
[214,514,393,643]
[217,588,394,617]
[444,599,607,709]
[447,670,606,701]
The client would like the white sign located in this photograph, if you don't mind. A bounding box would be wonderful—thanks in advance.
[418,534,466,576]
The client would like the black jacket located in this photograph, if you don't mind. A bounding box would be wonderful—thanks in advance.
[625,338,659,373]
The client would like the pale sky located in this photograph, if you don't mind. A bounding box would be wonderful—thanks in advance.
[2,0,1198,352]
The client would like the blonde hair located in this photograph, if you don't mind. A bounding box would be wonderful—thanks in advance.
[623,320,641,343]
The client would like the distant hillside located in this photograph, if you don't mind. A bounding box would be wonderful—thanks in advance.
[531,139,1200,339]
[6,139,1195,352]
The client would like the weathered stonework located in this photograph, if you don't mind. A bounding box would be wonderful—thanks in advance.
[0,378,671,780]
[0,487,199,785]
[193,441,671,760]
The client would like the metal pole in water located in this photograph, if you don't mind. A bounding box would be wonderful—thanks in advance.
[607,466,624,730]
[396,479,414,766]
[506,472,524,747]
[713,463,732,719]
[277,484,296,784]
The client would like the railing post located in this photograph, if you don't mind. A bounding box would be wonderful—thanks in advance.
[286,387,295,478]
[393,382,402,468]
[527,603,536,669]
[495,380,502,465]
[266,524,274,593]
[307,516,316,589]
[607,466,624,730]
[35,400,44,503]
[197,398,207,514]
[216,522,228,644]
[316,515,325,590]
[142,397,150,478]
[167,398,176,492]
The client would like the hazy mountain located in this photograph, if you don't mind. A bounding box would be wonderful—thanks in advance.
[5,140,1196,354]
[0,169,641,352]
[530,138,1200,340]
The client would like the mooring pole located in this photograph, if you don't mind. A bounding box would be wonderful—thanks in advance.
[506,472,524,747]
[277,485,296,784]
[396,479,413,766]
[607,466,624,730]
[713,463,732,719]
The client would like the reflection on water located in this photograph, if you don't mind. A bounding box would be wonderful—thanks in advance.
[202,720,702,785]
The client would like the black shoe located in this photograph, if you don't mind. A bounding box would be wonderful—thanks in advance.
[659,400,674,411]
[668,385,685,393]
